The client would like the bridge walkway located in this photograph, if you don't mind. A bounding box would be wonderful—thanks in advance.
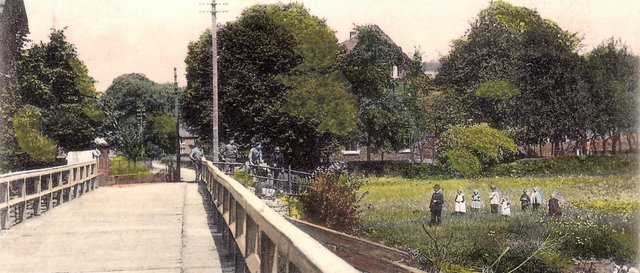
[0,182,234,273]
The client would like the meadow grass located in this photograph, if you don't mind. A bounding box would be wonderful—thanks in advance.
[358,175,639,272]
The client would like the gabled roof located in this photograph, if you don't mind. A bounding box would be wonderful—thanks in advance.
[340,25,408,59]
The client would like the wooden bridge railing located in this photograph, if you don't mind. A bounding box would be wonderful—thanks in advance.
[202,160,358,273]
[0,160,100,229]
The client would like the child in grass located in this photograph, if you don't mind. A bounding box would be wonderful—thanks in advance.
[471,190,482,212]
[500,197,511,216]
[489,186,500,214]
[454,189,466,215]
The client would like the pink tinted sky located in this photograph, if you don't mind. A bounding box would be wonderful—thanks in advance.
[23,0,640,92]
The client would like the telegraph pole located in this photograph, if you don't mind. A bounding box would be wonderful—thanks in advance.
[210,0,219,162]
[174,67,181,182]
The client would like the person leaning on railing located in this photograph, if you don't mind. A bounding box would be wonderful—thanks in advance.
[189,142,204,182]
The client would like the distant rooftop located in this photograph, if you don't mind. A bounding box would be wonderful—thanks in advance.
[179,126,198,138]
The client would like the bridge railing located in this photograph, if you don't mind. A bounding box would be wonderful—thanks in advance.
[0,160,100,229]
[202,160,358,273]
[212,162,312,195]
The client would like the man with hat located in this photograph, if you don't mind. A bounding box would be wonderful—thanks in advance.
[429,184,445,225]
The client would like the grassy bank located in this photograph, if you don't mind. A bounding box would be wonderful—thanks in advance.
[358,175,639,272]
[109,156,151,176]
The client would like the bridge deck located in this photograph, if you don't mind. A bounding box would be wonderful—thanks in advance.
[0,183,234,273]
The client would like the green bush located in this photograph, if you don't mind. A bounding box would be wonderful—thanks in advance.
[302,169,365,235]
[345,161,449,179]
[443,147,482,176]
[12,106,58,163]
[109,156,150,176]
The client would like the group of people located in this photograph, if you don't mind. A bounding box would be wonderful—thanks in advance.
[188,141,287,183]
[429,184,562,225]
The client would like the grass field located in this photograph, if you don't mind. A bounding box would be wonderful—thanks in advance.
[358,175,639,272]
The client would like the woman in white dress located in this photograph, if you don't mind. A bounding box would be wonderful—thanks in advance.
[454,189,466,215]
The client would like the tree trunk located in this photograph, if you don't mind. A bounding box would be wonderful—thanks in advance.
[602,135,607,155]
[539,142,543,158]
[611,131,618,155]
[366,135,371,162]
[381,152,385,161]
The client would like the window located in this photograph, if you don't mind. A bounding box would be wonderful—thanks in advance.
[391,65,399,79]
[342,142,360,155]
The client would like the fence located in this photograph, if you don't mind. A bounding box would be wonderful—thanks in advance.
[202,160,358,273]
[0,160,99,229]
[211,162,312,196]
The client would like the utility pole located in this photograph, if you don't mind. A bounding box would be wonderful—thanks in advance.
[174,67,181,182]
[210,0,219,162]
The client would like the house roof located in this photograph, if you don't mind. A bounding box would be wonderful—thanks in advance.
[179,126,198,138]
[340,24,412,71]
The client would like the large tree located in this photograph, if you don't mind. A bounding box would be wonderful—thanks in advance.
[182,3,356,169]
[581,39,639,154]
[99,73,177,160]
[343,25,416,160]
[4,29,103,169]
[436,1,590,156]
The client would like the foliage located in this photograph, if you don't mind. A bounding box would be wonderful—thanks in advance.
[183,3,355,169]
[11,106,58,162]
[109,156,151,176]
[345,161,449,179]
[302,167,366,234]
[474,80,520,100]
[439,123,517,175]
[344,25,417,156]
[442,147,481,176]
[13,29,102,163]
[359,175,638,272]
[486,154,638,177]
[436,1,590,148]
[581,39,638,153]
[99,73,177,160]
[279,195,304,219]
[417,87,467,138]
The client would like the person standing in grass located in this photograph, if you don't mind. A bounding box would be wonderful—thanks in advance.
[489,186,500,214]
[471,190,482,212]
[520,189,531,211]
[454,189,466,215]
[500,197,511,216]
[531,187,543,211]
[429,184,445,225]
[548,192,562,217]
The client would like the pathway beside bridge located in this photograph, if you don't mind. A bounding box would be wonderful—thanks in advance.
[0,182,234,273]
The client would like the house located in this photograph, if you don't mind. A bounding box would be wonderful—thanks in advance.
[334,25,437,163]
[0,0,29,87]
[179,126,198,155]
[340,25,413,80]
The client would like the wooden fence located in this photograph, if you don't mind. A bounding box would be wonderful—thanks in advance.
[0,160,99,229]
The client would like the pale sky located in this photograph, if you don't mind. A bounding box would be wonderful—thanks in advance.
[23,0,640,92]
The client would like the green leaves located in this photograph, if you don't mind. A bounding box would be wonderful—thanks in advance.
[12,106,58,163]
[440,124,517,176]
[475,80,520,100]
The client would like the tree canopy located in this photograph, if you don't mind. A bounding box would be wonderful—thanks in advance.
[436,1,590,153]
[182,3,357,169]
[3,29,103,170]
[99,73,177,160]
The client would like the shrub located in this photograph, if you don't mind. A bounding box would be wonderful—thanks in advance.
[443,147,481,176]
[12,106,58,163]
[486,154,637,177]
[302,168,365,234]
[439,123,517,176]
